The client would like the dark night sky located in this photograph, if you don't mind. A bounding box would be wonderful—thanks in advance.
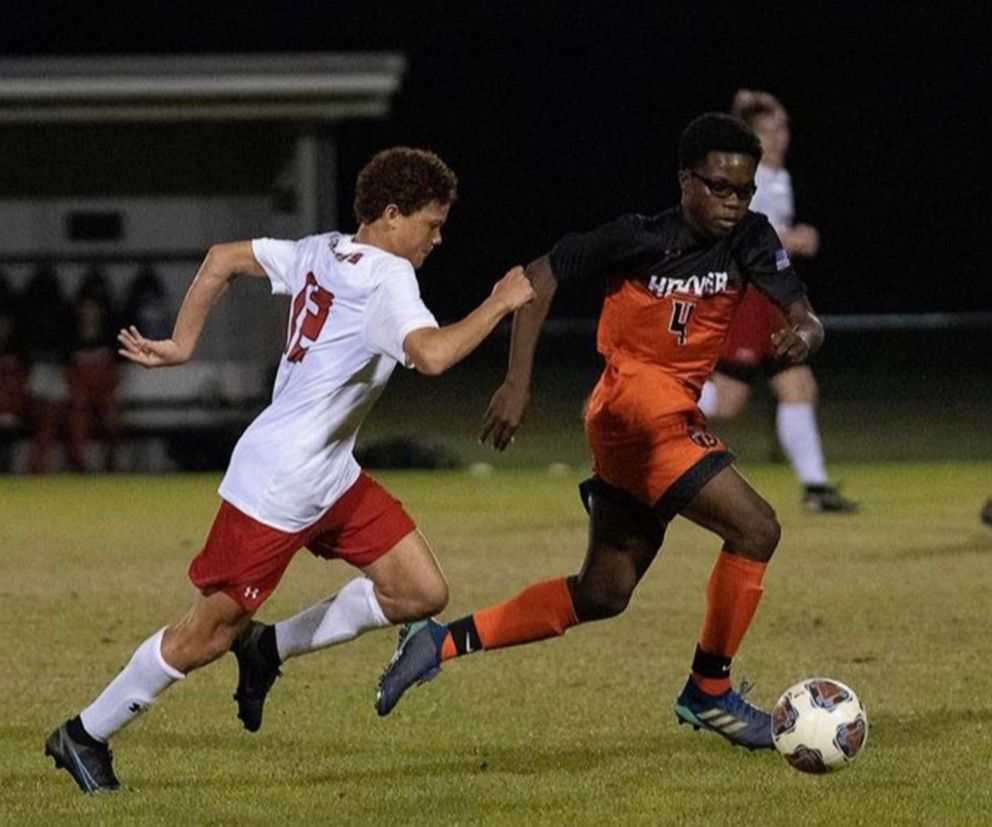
[3,1,990,316]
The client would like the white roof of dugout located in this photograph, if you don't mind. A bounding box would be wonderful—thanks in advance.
[0,52,406,123]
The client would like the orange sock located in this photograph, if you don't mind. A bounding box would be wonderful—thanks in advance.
[692,549,767,694]
[440,577,579,661]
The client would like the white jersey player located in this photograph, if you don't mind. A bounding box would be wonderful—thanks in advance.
[698,91,856,514]
[751,163,793,232]
[46,147,535,794]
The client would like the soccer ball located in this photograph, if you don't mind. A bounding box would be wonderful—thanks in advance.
[771,678,868,773]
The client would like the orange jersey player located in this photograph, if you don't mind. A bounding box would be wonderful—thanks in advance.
[376,113,824,753]
[562,203,805,510]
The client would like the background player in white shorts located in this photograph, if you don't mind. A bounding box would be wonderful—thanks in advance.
[45,147,534,794]
[698,90,856,513]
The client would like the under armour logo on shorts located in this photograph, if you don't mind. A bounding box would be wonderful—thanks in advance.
[244,586,260,600]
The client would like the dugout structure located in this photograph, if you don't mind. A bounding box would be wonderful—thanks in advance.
[0,53,405,470]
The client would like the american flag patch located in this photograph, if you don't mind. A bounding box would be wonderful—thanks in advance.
[775,248,791,271]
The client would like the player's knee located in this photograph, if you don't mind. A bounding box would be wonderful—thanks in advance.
[418,577,449,617]
[385,576,449,622]
[717,395,747,419]
[722,502,780,562]
[745,506,781,561]
[572,579,632,621]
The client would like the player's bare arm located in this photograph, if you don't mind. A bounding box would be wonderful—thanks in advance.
[480,254,559,451]
[771,295,824,363]
[777,224,820,258]
[402,266,534,376]
[118,241,266,368]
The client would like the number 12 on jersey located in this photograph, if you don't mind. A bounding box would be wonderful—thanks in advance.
[286,272,334,363]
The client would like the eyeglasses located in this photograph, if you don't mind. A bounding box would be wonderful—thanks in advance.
[689,170,756,201]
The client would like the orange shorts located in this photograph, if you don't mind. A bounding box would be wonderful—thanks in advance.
[188,472,416,612]
[585,367,733,522]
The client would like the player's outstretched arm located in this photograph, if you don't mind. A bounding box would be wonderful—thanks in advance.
[118,241,267,369]
[402,266,534,377]
[771,295,825,363]
[480,255,558,451]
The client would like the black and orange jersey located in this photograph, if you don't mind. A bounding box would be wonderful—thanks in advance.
[549,207,805,412]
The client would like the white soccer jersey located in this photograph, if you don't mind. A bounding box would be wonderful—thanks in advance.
[218,233,438,532]
[751,164,794,233]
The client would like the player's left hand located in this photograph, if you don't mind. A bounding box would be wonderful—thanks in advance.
[118,326,189,368]
[771,325,813,363]
[480,380,530,451]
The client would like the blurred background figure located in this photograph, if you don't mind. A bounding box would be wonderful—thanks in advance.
[123,265,172,341]
[698,90,856,513]
[65,267,121,472]
[982,498,992,528]
[19,263,70,473]
[0,270,31,471]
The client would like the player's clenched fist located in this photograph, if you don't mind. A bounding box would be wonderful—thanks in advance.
[491,266,535,312]
[770,325,813,363]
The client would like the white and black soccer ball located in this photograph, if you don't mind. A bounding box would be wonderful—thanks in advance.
[771,678,868,773]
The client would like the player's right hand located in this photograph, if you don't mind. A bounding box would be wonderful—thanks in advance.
[480,380,531,451]
[118,326,190,368]
[491,266,535,313]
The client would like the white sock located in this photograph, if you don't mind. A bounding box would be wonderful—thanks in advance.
[698,380,719,418]
[776,402,828,486]
[274,577,390,661]
[79,628,185,742]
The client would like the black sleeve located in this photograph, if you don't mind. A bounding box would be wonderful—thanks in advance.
[548,213,645,286]
[737,213,807,307]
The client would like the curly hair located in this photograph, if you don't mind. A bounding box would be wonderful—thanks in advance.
[353,147,458,224]
[677,113,762,169]
[730,89,786,127]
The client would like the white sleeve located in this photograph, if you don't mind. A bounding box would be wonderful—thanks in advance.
[363,262,439,368]
[251,238,300,296]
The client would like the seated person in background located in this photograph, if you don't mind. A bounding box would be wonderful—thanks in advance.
[0,271,31,471]
[66,267,121,472]
[19,263,69,474]
[698,89,856,513]
[124,265,172,341]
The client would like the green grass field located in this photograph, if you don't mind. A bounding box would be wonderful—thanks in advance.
[2,463,991,825]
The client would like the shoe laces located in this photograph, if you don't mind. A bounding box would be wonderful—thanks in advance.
[725,679,766,723]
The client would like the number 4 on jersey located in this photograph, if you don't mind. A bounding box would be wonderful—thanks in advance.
[286,272,334,363]
[668,300,696,346]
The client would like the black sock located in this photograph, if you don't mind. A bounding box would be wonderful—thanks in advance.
[691,645,732,682]
[66,715,103,748]
[446,616,482,657]
[258,624,281,667]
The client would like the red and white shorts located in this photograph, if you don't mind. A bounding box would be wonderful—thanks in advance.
[717,287,791,381]
[188,472,416,612]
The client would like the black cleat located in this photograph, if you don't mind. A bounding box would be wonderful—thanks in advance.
[375,619,447,717]
[45,722,121,794]
[231,621,281,732]
[803,484,858,513]
[981,499,992,528]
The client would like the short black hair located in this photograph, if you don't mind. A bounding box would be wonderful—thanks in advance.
[677,113,762,169]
